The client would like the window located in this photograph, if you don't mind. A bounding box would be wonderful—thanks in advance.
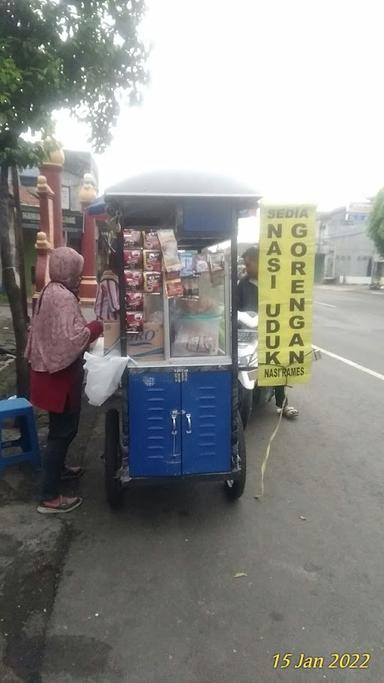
[65,231,81,253]
[61,185,70,210]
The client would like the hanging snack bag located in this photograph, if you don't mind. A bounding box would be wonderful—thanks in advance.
[124,270,144,291]
[181,275,200,299]
[124,249,143,269]
[123,229,142,248]
[143,230,160,250]
[158,229,181,273]
[126,312,144,333]
[143,250,162,272]
[166,280,184,298]
[208,252,225,286]
[126,292,144,311]
[180,251,194,278]
[165,272,183,298]
[194,254,209,273]
[144,271,162,295]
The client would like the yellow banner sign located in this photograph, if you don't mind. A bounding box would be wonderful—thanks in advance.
[258,203,316,386]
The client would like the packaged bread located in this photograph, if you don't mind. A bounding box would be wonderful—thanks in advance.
[157,229,181,273]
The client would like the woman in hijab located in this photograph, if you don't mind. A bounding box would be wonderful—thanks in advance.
[26,247,103,514]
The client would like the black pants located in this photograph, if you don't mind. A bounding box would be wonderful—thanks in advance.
[274,385,286,409]
[41,410,80,501]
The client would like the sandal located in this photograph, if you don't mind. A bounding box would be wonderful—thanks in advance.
[37,496,83,515]
[277,405,299,419]
[61,466,85,481]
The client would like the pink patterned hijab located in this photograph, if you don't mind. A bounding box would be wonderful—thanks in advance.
[25,247,91,373]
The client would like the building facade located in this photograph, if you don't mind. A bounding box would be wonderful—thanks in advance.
[17,150,98,295]
[316,202,376,283]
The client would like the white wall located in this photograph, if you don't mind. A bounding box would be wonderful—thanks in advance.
[344,276,371,285]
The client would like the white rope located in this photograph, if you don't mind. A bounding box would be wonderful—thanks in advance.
[254,349,320,498]
[254,397,285,499]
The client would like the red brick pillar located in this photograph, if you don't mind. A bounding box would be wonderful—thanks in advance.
[79,174,98,303]
[40,144,65,248]
[36,175,54,246]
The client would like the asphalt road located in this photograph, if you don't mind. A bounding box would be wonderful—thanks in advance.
[40,286,384,683]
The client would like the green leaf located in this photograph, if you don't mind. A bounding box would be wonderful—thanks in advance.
[368,188,384,257]
[0,0,148,161]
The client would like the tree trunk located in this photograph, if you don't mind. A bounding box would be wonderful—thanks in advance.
[0,164,29,397]
[11,165,29,325]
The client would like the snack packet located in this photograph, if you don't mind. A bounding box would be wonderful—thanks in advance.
[144,272,162,294]
[143,250,162,272]
[165,272,183,298]
[124,249,143,269]
[124,270,144,291]
[143,230,160,250]
[123,229,142,248]
[126,312,144,333]
[126,292,144,311]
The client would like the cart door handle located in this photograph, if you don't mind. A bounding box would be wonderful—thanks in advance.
[171,410,178,435]
[185,413,192,434]
[170,410,179,458]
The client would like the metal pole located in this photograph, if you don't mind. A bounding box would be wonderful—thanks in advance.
[11,166,29,323]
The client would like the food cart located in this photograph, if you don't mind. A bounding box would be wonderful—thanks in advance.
[96,170,259,507]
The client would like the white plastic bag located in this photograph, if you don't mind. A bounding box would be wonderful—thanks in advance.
[83,352,130,406]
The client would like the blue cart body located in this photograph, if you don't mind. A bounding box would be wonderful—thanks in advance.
[128,368,231,478]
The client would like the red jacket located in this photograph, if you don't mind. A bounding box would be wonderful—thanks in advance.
[30,321,103,413]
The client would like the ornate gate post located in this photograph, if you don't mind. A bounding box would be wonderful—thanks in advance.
[79,174,98,303]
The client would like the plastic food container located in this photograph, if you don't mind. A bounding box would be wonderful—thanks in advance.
[171,312,221,356]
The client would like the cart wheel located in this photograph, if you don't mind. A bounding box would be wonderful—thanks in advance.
[225,415,246,500]
[238,381,253,429]
[104,409,123,508]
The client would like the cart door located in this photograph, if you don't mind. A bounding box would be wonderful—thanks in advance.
[181,369,232,475]
[129,371,182,477]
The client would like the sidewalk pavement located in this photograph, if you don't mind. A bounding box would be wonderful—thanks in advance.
[0,301,99,680]
[0,398,100,682]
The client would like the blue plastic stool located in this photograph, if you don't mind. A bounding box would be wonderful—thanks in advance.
[0,398,41,473]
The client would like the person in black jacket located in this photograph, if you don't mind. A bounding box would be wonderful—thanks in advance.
[238,247,298,419]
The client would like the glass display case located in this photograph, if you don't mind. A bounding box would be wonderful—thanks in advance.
[119,225,231,366]
[168,247,230,359]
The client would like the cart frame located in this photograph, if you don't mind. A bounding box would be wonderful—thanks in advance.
[99,171,259,506]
